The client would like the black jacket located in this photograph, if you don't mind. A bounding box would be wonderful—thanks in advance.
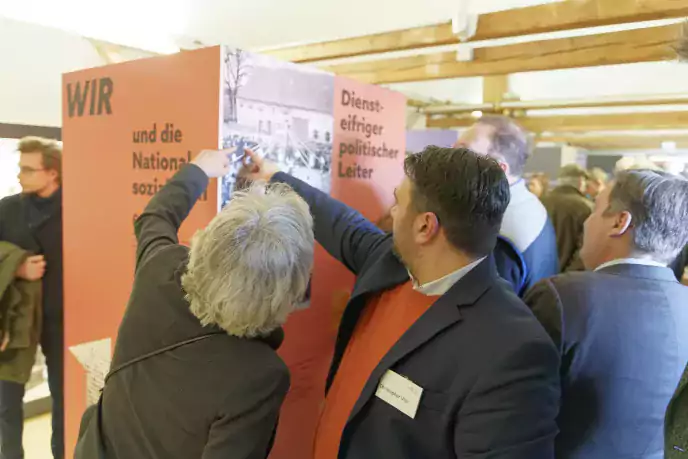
[525,264,688,459]
[0,190,63,323]
[101,165,289,459]
[272,172,561,459]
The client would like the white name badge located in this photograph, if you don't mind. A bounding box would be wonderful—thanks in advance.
[375,370,423,419]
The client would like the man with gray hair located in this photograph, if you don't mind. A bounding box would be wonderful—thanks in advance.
[586,167,609,201]
[525,170,688,459]
[92,149,314,459]
[456,115,558,295]
[541,164,594,272]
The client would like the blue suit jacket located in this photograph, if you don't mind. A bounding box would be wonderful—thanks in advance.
[273,172,560,459]
[525,264,688,459]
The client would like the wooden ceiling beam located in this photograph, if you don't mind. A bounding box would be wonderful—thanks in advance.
[265,0,688,63]
[427,111,688,132]
[324,24,681,84]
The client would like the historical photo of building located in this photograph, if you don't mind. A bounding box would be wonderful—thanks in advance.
[218,48,334,309]
[218,47,334,211]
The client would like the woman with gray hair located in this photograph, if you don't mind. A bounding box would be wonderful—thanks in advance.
[89,149,314,459]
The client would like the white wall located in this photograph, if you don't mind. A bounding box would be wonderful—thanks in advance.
[0,17,106,127]
[510,62,688,101]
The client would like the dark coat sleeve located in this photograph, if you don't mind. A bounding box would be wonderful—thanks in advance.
[271,172,387,276]
[666,364,688,456]
[543,194,591,273]
[523,279,565,351]
[454,339,561,458]
[201,368,290,459]
[555,209,590,273]
[134,165,208,271]
[492,236,528,296]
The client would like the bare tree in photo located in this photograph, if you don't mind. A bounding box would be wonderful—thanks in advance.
[224,49,252,123]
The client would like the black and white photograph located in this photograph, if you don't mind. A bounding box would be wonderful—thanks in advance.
[218,47,335,211]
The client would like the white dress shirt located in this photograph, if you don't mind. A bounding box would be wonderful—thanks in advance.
[594,257,667,272]
[409,257,486,297]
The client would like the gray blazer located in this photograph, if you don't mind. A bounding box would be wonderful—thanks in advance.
[525,263,688,459]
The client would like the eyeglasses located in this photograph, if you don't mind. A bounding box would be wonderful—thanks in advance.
[19,167,45,175]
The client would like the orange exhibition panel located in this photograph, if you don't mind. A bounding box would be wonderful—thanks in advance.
[62,46,405,459]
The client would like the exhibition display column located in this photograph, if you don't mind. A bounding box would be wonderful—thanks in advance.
[62,46,406,458]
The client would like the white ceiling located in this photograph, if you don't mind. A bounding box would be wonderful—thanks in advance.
[1,0,686,106]
[0,0,563,52]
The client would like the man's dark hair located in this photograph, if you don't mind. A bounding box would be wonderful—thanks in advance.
[476,115,531,177]
[404,146,510,256]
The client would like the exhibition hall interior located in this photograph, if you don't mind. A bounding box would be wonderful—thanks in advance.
[1,0,688,458]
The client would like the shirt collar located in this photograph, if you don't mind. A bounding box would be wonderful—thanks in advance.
[409,257,486,296]
[595,258,667,272]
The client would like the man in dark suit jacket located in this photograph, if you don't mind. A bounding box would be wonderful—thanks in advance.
[243,146,560,459]
[0,137,64,459]
[541,165,594,272]
[525,169,688,459]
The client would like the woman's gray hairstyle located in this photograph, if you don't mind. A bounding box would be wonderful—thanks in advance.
[606,170,688,263]
[182,182,314,338]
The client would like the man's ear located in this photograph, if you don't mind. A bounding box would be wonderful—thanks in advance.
[415,212,440,244]
[498,161,509,175]
[47,169,59,184]
[611,210,633,237]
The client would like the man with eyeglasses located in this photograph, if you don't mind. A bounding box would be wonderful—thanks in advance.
[0,136,64,459]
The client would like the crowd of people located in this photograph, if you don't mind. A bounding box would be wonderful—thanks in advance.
[2,120,688,459]
[0,24,687,459]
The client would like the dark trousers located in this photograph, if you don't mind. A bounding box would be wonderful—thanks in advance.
[0,324,64,459]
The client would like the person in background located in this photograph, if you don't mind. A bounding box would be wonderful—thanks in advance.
[242,146,560,459]
[525,170,688,459]
[456,115,558,295]
[527,173,550,199]
[586,167,609,201]
[98,150,314,458]
[541,164,594,272]
[0,137,64,459]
